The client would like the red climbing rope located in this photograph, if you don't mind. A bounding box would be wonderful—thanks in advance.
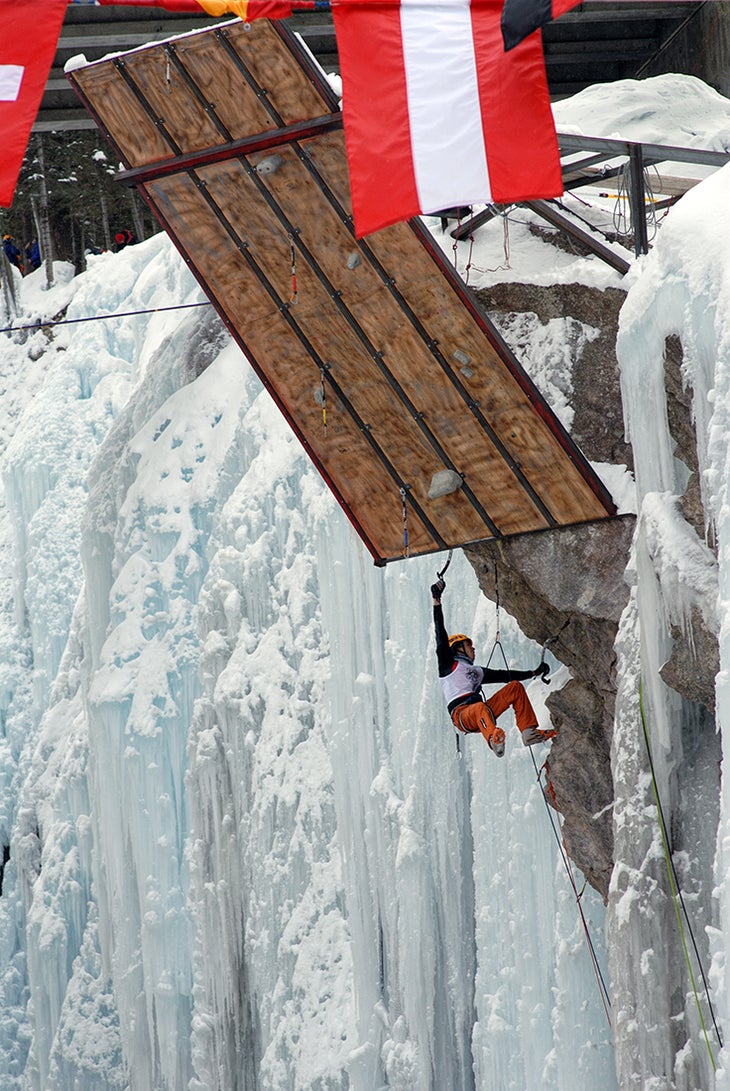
[531,751,612,1027]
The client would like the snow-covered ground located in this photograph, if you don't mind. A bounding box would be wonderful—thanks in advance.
[0,71,728,1089]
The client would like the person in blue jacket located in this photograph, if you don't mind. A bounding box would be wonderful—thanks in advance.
[25,239,40,271]
[3,235,23,273]
[431,577,555,756]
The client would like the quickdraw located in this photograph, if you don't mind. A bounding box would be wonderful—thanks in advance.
[400,486,409,558]
[288,234,298,305]
[319,366,327,436]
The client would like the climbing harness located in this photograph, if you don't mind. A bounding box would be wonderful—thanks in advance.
[639,679,723,1063]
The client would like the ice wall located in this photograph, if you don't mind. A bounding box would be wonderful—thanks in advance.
[0,236,615,1089]
[616,165,730,1089]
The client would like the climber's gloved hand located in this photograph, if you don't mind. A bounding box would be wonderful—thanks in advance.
[534,661,550,679]
[431,578,446,600]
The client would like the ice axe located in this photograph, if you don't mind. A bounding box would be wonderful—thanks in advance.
[431,549,453,598]
[538,628,566,685]
[539,644,551,685]
[436,549,453,581]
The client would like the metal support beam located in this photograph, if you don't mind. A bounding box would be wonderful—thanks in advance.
[525,200,631,275]
[627,143,649,256]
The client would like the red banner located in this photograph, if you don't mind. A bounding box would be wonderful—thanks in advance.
[332,0,563,237]
[0,0,68,208]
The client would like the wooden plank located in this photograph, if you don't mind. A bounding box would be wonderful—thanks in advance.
[144,170,445,557]
[217,21,331,125]
[69,62,171,166]
[220,146,556,536]
[305,133,611,527]
[70,17,616,563]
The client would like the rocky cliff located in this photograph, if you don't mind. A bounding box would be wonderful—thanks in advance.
[462,276,717,902]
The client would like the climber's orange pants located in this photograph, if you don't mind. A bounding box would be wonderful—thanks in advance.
[451,681,538,747]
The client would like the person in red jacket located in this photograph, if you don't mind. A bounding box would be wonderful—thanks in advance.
[431,577,555,756]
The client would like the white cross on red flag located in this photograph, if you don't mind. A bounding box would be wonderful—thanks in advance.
[0,0,68,208]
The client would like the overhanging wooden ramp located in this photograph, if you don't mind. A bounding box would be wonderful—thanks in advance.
[68,18,616,565]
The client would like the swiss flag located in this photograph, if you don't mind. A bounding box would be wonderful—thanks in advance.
[331,0,563,237]
[0,0,68,208]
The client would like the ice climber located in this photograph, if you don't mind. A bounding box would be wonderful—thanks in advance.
[431,577,555,756]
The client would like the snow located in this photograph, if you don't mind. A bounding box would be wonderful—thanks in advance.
[0,68,728,1089]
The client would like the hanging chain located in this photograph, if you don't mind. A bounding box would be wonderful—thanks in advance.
[451,209,476,284]
[288,234,298,305]
[400,486,409,558]
[464,211,475,286]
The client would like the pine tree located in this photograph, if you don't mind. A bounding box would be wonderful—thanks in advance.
[0,132,156,273]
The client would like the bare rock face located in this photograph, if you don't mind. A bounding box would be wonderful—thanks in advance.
[660,334,719,709]
[475,281,633,468]
[466,279,635,901]
[465,515,635,901]
[463,279,719,900]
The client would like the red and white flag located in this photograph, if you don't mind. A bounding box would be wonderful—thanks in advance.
[0,0,68,208]
[331,0,563,237]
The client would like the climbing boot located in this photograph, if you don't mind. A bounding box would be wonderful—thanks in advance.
[488,726,505,757]
[521,725,557,747]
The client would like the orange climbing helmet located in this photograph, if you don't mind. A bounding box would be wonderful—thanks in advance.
[448,633,472,649]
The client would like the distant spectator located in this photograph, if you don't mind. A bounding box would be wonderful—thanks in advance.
[2,234,23,273]
[114,229,136,252]
[24,238,41,271]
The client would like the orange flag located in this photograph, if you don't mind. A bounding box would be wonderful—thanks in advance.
[97,0,293,16]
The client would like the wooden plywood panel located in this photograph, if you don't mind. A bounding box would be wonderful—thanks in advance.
[69,61,172,167]
[68,17,616,565]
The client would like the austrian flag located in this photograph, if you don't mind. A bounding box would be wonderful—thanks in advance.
[331,0,563,237]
